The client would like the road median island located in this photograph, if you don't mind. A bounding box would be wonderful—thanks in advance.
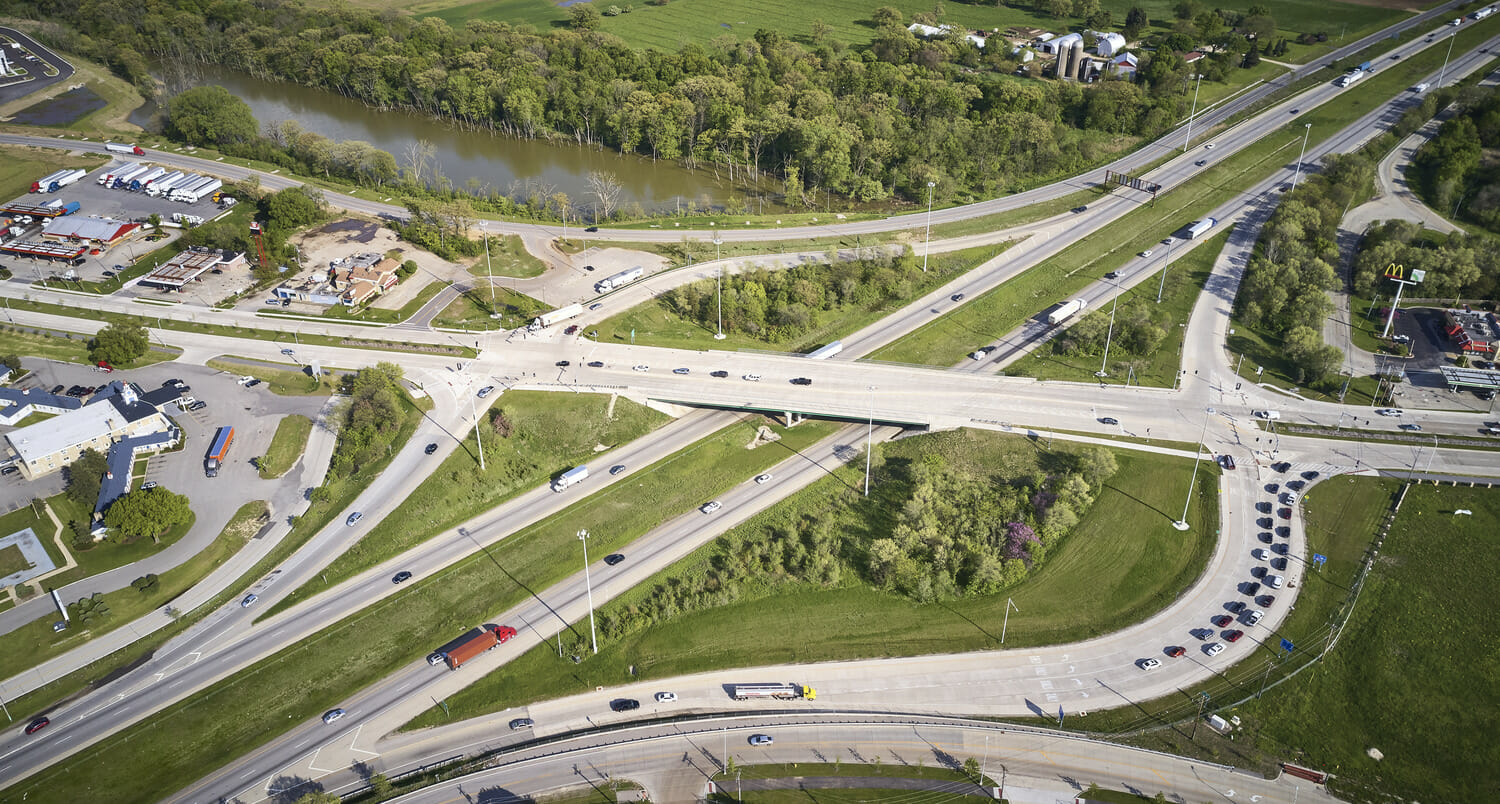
[405,429,1218,728]
[2,416,834,804]
[256,414,313,478]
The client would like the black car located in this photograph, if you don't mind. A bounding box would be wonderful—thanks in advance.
[556,360,571,367]
[24,717,49,735]
[604,553,625,566]
[710,370,729,378]
[587,361,604,368]
[1226,600,1246,613]
[102,270,115,277]
[425,443,438,455]
[1104,271,1120,279]
[951,293,965,302]
[1257,594,1277,607]
[1071,205,1088,213]
[790,377,813,385]
[392,571,412,584]
[1099,417,1118,425]
[1243,582,1262,597]
[585,226,599,233]
[610,698,640,712]
[50,384,64,394]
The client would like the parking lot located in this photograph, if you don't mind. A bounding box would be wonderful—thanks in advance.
[0,359,329,518]
[1,157,233,284]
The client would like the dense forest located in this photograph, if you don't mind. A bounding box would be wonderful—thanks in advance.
[1410,86,1500,234]
[1353,221,1500,303]
[9,0,1273,206]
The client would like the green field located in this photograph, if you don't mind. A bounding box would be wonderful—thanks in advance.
[5,415,835,804]
[408,429,1218,726]
[257,414,313,478]
[273,391,671,611]
[420,0,1401,63]
[468,233,548,278]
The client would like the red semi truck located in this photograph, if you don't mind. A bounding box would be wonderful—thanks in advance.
[442,624,517,670]
[204,426,234,477]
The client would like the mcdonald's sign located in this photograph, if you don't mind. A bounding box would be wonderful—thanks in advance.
[1384,263,1405,279]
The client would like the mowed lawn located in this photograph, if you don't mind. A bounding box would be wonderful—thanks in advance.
[410,430,1218,725]
[1239,482,1500,804]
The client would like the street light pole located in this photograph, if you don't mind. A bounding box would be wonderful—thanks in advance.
[469,388,485,472]
[713,235,725,340]
[1438,33,1456,86]
[578,529,598,654]
[1098,275,1119,378]
[922,181,935,273]
[864,385,875,496]
[1156,240,1173,303]
[1174,409,1212,530]
[1291,123,1312,191]
[1183,72,1204,152]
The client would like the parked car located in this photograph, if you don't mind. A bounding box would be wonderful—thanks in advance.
[1244,609,1264,626]
[1267,574,1285,589]
[610,699,640,712]
[1226,600,1246,614]
[1257,594,1277,607]
[245,379,261,387]
[1251,548,1270,561]
[1211,615,1232,628]
[392,571,412,584]
[140,481,157,490]
[509,718,534,730]
[1244,582,1262,596]
[1224,629,1245,643]
[188,400,207,411]
[322,708,346,725]
[1139,658,1161,670]
[556,360,571,367]
[1166,646,1187,658]
[604,553,625,566]
[50,384,64,394]
[1206,642,1225,656]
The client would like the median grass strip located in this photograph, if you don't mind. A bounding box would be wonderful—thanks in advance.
[4,415,833,804]
[407,431,1217,727]
[256,415,312,479]
[1007,229,1225,386]
[2,325,177,368]
[272,391,671,612]
[205,357,339,396]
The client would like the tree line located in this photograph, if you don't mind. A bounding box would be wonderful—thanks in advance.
[14,0,1275,208]
[1354,221,1500,304]
[1410,86,1500,234]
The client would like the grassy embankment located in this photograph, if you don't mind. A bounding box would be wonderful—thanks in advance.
[408,429,1218,726]
[256,415,313,478]
[204,356,340,395]
[591,243,1010,353]
[4,414,836,804]
[272,390,671,612]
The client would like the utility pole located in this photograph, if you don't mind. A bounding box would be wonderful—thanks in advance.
[1098,275,1119,378]
[1156,239,1173,303]
[922,180,936,273]
[1291,123,1312,191]
[1191,692,1210,740]
[1182,72,1204,152]
[1438,33,1456,86]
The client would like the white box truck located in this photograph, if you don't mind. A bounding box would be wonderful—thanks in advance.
[551,465,589,492]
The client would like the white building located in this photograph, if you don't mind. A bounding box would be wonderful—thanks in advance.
[1094,32,1127,57]
[1038,32,1082,55]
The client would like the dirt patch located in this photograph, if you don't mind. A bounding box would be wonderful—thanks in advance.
[291,218,469,311]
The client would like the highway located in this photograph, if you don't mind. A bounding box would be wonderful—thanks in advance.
[0,8,1497,802]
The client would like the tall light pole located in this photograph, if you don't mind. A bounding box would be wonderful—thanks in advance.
[1156,240,1173,303]
[1097,275,1119,378]
[1291,123,1312,191]
[922,181,935,273]
[484,233,496,320]
[1183,72,1204,152]
[1438,33,1456,87]
[713,235,725,340]
[1174,409,1213,531]
[864,385,876,497]
[578,529,598,655]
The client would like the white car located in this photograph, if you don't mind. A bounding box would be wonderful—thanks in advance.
[1139,249,1153,258]
[1139,658,1161,670]
[322,708,346,725]
[1206,642,1225,656]
[236,375,253,385]
[477,385,494,398]
[748,734,773,746]
[1376,408,1404,417]
[346,512,363,526]
[743,374,761,382]
[1267,574,1285,589]
[1244,609,1265,626]
[700,501,722,514]
[754,473,773,484]
[632,364,650,372]
[655,692,677,703]
[240,594,258,608]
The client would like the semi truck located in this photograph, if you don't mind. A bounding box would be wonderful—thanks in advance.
[108,164,148,188]
[729,683,817,701]
[1047,299,1087,326]
[594,265,643,293]
[130,167,168,192]
[173,177,222,204]
[45,169,87,193]
[1186,218,1218,239]
[1356,61,1372,72]
[204,426,234,477]
[96,163,137,186]
[30,170,69,193]
[1336,71,1363,88]
[806,340,844,359]
[440,625,516,670]
[105,142,146,156]
[531,302,584,329]
[147,172,192,197]
[552,465,589,492]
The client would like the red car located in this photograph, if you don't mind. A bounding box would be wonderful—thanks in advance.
[1211,615,1233,627]
[1166,646,1187,658]
[25,717,49,735]
[563,325,579,335]
[1225,629,1245,643]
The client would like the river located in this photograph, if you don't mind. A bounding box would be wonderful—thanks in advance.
[130,65,763,211]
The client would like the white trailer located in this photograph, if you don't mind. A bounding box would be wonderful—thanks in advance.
[1047,299,1087,326]
[594,265,643,293]
[551,465,589,492]
[123,165,161,190]
[140,168,180,193]
[1185,217,1217,239]
[105,142,145,155]
[149,172,194,197]
[97,162,138,186]
[186,177,222,202]
[172,177,220,203]
[728,683,816,700]
[31,169,69,192]
[48,169,87,192]
[531,302,584,329]
[136,168,176,192]
[1336,71,1363,88]
[806,341,844,359]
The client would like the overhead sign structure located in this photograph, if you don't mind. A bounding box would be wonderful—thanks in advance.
[1104,169,1162,200]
